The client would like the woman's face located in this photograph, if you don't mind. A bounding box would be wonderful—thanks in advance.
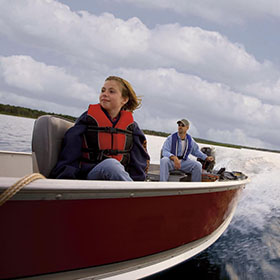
[99,80,128,116]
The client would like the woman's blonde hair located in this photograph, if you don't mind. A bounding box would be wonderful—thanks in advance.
[105,76,141,112]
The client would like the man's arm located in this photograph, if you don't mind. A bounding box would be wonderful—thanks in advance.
[190,138,208,160]
[162,135,181,169]
[190,138,214,162]
[161,135,173,158]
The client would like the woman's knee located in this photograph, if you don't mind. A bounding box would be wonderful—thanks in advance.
[102,158,123,170]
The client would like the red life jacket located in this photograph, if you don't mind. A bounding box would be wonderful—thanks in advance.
[82,104,134,166]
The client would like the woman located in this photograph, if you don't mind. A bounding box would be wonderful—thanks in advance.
[50,76,150,181]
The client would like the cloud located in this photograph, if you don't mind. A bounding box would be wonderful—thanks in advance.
[0,0,275,83]
[244,79,280,105]
[0,0,280,149]
[118,67,280,148]
[0,55,96,115]
[113,0,280,24]
[0,0,150,63]
[0,1,278,103]
[0,89,82,117]
[148,24,279,89]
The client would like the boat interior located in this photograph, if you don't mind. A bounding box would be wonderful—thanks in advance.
[0,117,249,280]
[0,114,247,182]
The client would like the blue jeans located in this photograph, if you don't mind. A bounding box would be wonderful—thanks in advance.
[87,158,133,181]
[160,156,203,182]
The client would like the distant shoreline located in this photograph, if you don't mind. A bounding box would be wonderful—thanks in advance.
[1,103,279,153]
[0,103,76,122]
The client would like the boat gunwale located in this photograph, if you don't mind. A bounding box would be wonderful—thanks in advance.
[0,150,31,155]
[0,176,248,200]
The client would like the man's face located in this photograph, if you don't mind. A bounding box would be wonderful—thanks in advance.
[178,122,189,134]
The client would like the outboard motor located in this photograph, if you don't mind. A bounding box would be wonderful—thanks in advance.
[197,147,216,172]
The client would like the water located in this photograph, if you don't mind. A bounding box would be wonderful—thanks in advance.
[0,114,35,152]
[1,114,280,280]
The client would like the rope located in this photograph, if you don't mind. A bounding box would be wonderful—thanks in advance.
[0,173,45,206]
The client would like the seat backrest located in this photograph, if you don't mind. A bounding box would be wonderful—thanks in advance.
[32,115,74,177]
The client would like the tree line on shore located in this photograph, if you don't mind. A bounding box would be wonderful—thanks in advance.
[0,103,278,153]
[0,103,76,122]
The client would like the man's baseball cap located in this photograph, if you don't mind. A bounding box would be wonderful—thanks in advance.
[177,119,189,126]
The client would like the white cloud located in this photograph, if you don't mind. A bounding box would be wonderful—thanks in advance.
[118,67,280,147]
[1,0,278,106]
[0,0,280,149]
[0,89,82,117]
[0,0,150,63]
[0,55,96,113]
[148,24,279,89]
[0,2,277,81]
[244,79,280,105]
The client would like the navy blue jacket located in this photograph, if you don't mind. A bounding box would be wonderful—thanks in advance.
[50,110,150,181]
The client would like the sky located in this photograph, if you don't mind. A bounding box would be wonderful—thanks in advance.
[0,0,280,150]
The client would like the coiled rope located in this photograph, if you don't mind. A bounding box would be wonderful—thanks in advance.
[0,173,45,206]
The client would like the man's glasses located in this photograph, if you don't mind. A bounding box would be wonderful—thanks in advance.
[178,123,185,127]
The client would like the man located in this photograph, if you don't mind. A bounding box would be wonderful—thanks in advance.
[160,119,214,182]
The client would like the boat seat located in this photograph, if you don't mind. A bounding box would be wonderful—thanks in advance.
[147,164,191,182]
[32,115,74,177]
[169,170,191,182]
[154,149,192,181]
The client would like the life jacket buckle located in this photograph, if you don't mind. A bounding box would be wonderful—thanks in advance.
[104,127,118,134]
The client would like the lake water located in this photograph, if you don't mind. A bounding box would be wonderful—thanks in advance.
[0,114,35,152]
[1,114,280,280]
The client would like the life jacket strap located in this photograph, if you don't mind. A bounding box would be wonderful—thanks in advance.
[87,126,133,135]
[81,148,132,162]
[82,147,132,154]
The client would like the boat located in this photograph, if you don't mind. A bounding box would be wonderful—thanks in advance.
[0,115,249,280]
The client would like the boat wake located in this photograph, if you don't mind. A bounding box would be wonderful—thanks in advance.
[148,146,280,280]
[204,147,280,280]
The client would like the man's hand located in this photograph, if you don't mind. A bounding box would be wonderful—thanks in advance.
[206,156,214,161]
[170,156,181,169]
